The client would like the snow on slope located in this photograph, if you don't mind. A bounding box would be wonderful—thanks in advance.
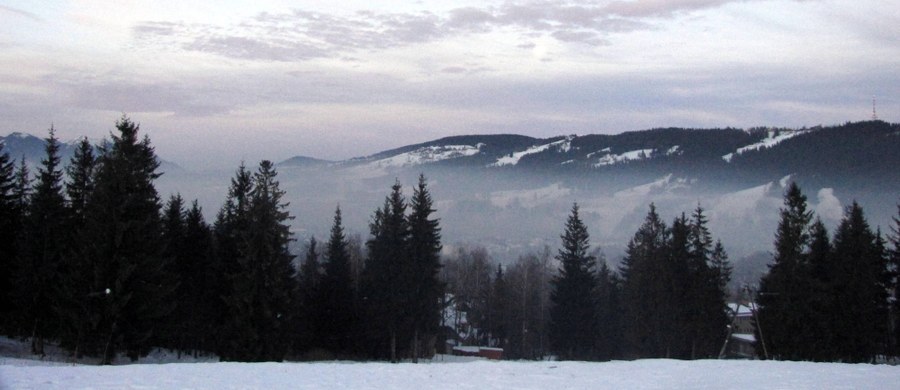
[371,144,483,169]
[491,137,573,167]
[4,358,898,389]
[723,130,809,162]
[346,144,482,178]
[594,149,655,167]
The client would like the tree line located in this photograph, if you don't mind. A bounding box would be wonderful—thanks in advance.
[1,118,898,364]
[0,118,443,364]
[756,182,900,363]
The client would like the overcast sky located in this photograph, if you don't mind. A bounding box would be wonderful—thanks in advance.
[1,1,897,170]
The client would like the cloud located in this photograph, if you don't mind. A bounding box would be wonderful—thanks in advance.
[133,1,789,62]
[0,5,42,22]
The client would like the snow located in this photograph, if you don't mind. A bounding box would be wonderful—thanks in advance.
[594,149,655,167]
[4,358,899,389]
[732,334,757,343]
[346,144,482,178]
[722,130,809,162]
[371,144,482,169]
[491,137,573,167]
[666,145,682,156]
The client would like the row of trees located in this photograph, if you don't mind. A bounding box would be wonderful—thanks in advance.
[442,203,733,361]
[2,118,898,364]
[0,118,444,363]
[756,183,900,363]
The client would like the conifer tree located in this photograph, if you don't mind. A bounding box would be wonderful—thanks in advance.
[549,203,598,360]
[363,180,409,362]
[182,200,217,355]
[0,143,18,334]
[221,160,297,362]
[296,236,321,354]
[65,137,95,219]
[406,174,443,362]
[213,162,254,346]
[685,206,730,359]
[77,116,173,363]
[756,182,813,360]
[316,206,358,356]
[620,204,671,358]
[13,127,67,354]
[802,219,834,361]
[593,261,622,361]
[829,202,889,362]
[666,213,693,358]
[56,138,97,355]
[159,194,188,353]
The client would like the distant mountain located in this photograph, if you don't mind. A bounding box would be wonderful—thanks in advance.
[278,155,334,168]
[0,132,183,173]
[6,122,896,285]
[280,120,900,191]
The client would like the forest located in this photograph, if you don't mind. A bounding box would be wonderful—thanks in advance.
[1,117,899,365]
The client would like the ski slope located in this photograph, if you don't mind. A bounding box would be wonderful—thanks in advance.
[3,357,899,389]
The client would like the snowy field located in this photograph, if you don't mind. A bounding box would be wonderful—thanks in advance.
[3,356,900,389]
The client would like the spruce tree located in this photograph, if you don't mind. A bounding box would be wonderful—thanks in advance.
[686,206,730,359]
[12,127,67,354]
[0,143,18,334]
[159,194,188,353]
[317,206,358,356]
[666,213,693,358]
[549,203,598,360]
[406,174,443,362]
[593,261,622,361]
[221,160,297,362]
[182,200,217,354]
[65,137,95,219]
[363,180,409,362]
[77,116,173,363]
[829,202,889,362]
[802,219,834,361]
[296,236,321,354]
[619,204,671,358]
[756,182,813,360]
[56,137,97,355]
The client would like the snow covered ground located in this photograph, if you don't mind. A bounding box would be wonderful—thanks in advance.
[4,355,900,389]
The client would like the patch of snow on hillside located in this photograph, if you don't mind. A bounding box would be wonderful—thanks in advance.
[594,149,655,167]
[722,130,808,162]
[372,144,482,169]
[491,137,573,167]
[666,145,682,156]
[490,183,571,208]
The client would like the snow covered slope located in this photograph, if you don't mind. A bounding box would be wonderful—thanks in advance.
[722,129,809,162]
[490,136,573,167]
[3,358,898,389]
